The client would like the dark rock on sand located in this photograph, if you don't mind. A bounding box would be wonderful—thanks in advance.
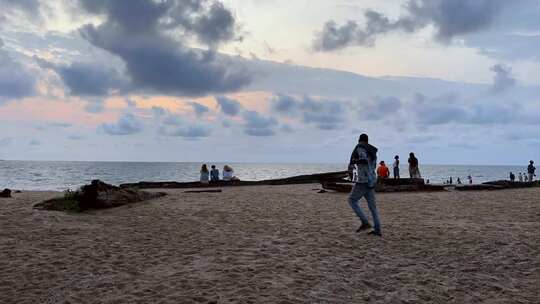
[1,189,12,198]
[34,180,166,212]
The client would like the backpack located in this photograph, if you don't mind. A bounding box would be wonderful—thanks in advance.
[350,145,375,185]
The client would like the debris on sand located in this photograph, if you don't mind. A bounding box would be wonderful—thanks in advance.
[34,180,166,212]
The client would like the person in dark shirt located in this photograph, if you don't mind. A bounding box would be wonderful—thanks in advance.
[210,165,220,182]
[527,160,536,182]
[408,153,421,178]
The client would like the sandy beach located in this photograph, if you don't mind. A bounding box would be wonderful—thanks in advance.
[1,185,539,303]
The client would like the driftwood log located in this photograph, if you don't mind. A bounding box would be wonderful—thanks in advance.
[120,171,349,189]
[321,178,445,193]
[482,180,540,188]
[184,189,223,193]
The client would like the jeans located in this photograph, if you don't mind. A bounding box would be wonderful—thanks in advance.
[393,167,400,179]
[529,173,534,182]
[348,183,381,234]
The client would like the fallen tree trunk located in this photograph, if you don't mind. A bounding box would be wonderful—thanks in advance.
[120,171,349,189]
[184,189,223,193]
[482,180,540,189]
[322,179,445,193]
[454,184,504,191]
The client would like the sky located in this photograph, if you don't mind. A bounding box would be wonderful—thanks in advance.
[0,0,540,165]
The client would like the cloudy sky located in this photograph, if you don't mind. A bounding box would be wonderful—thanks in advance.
[1,0,539,165]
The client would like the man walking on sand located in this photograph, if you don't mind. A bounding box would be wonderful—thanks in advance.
[347,134,382,237]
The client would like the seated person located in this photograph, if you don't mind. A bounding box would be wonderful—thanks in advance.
[223,165,236,181]
[210,165,220,182]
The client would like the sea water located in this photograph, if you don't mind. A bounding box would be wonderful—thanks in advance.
[0,160,531,191]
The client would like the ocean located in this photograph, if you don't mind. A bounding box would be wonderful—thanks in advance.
[0,160,530,191]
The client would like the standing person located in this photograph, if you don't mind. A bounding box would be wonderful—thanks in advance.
[457,177,462,184]
[392,155,400,179]
[347,134,382,237]
[210,165,220,182]
[408,153,421,178]
[518,172,523,182]
[377,161,390,179]
[509,172,515,182]
[468,175,472,184]
[200,164,210,184]
[528,160,536,182]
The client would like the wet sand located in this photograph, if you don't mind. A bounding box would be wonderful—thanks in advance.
[1,185,539,303]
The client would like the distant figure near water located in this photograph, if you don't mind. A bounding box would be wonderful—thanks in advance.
[528,160,536,182]
[377,161,390,179]
[468,175,472,184]
[200,164,210,184]
[408,153,421,178]
[393,155,400,179]
[518,172,523,183]
[509,172,515,182]
[210,165,220,181]
[347,133,382,237]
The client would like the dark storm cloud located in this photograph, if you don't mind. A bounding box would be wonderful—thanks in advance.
[490,64,516,93]
[101,113,143,135]
[51,61,127,96]
[189,102,210,117]
[0,40,36,103]
[72,0,250,97]
[215,96,241,116]
[242,110,278,136]
[166,0,239,46]
[271,94,347,130]
[313,0,506,51]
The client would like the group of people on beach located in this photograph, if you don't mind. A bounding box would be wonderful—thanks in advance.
[509,161,536,182]
[375,153,421,180]
[200,164,239,183]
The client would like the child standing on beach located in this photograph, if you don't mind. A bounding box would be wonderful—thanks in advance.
[347,133,382,237]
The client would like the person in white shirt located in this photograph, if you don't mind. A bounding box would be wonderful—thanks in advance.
[223,165,239,181]
[392,155,400,179]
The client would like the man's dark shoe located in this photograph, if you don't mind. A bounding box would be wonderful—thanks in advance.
[356,223,372,232]
[367,230,382,237]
